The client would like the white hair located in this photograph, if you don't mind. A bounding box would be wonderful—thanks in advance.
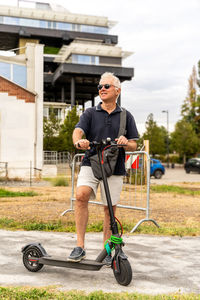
[100,72,121,89]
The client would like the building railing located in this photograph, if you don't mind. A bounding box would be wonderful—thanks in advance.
[43,151,72,165]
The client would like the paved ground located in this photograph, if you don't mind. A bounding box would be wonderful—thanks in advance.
[0,230,200,295]
[151,167,200,184]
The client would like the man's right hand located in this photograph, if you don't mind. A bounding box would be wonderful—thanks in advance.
[75,139,90,150]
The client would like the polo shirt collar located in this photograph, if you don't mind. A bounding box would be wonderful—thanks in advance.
[96,102,122,113]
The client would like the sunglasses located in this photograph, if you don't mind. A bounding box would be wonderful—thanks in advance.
[97,84,117,91]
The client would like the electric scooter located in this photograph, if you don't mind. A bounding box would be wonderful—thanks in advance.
[22,139,132,286]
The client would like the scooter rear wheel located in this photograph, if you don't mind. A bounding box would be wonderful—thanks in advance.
[23,246,44,272]
[113,257,132,286]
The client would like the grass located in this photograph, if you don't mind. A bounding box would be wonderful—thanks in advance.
[0,188,37,197]
[0,287,199,300]
[0,218,199,236]
[150,185,200,196]
[0,218,97,232]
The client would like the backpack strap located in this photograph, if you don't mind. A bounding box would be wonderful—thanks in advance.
[117,108,127,137]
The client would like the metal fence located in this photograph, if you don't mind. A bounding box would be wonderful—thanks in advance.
[0,161,41,186]
[43,151,72,165]
[61,151,159,233]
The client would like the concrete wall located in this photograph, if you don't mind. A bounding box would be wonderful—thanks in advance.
[26,43,44,172]
[0,43,44,178]
[0,92,35,178]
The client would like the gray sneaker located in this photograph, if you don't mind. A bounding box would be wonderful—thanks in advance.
[103,254,112,267]
[67,247,86,262]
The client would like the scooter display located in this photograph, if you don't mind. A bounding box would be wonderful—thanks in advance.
[22,138,132,286]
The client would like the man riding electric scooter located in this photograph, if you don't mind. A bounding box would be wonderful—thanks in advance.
[68,72,139,265]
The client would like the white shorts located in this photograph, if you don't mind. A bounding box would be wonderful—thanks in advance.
[77,166,123,206]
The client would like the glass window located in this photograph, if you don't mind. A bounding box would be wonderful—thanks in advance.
[81,24,108,34]
[76,24,81,31]
[20,18,39,27]
[91,56,99,65]
[13,64,27,88]
[72,24,76,31]
[81,25,90,33]
[1,15,108,34]
[4,16,19,25]
[43,107,48,118]
[52,22,57,29]
[57,22,71,30]
[93,26,108,34]
[79,55,91,64]
[47,108,62,120]
[47,21,52,29]
[72,54,78,63]
[39,20,48,28]
[71,54,99,65]
[95,56,99,65]
[0,62,11,80]
[54,108,62,119]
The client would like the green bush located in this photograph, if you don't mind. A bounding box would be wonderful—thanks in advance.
[124,170,146,185]
[44,46,60,54]
[52,177,69,187]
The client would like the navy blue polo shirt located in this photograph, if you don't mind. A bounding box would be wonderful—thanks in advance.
[75,102,139,175]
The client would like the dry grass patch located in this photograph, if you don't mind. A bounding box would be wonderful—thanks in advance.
[0,182,199,235]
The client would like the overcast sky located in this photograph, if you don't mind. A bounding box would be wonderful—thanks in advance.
[1,0,200,134]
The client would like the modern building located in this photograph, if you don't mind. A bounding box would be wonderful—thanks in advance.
[0,0,134,177]
[0,0,134,115]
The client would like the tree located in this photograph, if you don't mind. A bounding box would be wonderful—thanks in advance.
[171,119,200,163]
[58,106,80,153]
[43,112,61,151]
[142,113,166,156]
[181,65,200,136]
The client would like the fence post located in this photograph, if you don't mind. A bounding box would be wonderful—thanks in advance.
[30,161,32,186]
[5,162,8,179]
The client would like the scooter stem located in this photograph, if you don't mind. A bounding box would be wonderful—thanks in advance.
[97,146,119,235]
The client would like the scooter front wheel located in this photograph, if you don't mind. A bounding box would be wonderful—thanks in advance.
[23,246,44,272]
[113,257,132,286]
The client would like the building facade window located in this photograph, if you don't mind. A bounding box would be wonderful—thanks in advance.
[0,16,108,34]
[44,107,64,120]
[71,54,99,65]
[13,64,27,87]
[0,62,11,80]
[0,62,27,88]
[57,22,71,30]
[81,24,108,34]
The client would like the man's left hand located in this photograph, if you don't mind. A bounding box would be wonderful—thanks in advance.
[115,136,128,146]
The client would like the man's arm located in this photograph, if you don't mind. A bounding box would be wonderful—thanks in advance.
[125,140,137,152]
[72,128,90,150]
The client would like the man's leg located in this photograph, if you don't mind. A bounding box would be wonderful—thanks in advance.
[103,205,116,245]
[75,185,93,248]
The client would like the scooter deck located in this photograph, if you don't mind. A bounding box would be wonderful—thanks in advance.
[38,256,104,271]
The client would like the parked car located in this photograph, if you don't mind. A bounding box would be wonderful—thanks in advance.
[184,158,200,174]
[150,158,165,179]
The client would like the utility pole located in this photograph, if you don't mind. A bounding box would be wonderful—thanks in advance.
[162,110,169,168]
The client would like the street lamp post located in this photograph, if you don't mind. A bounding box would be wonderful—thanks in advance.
[162,110,170,168]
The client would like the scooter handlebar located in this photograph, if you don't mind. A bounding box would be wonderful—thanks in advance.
[89,138,126,148]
